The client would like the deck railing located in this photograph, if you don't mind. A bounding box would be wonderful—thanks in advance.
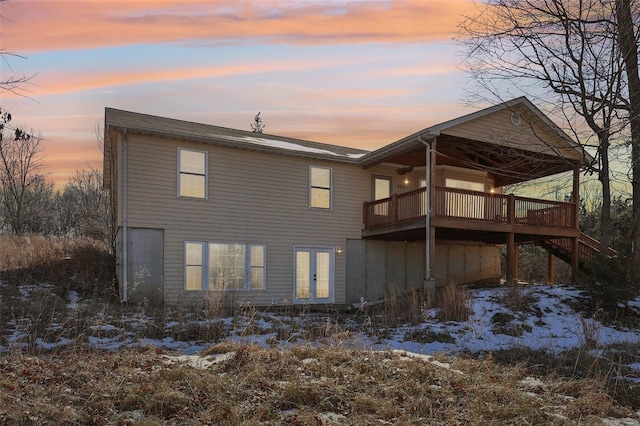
[363,186,576,230]
[547,234,618,263]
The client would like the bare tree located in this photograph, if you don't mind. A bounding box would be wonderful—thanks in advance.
[460,0,628,254]
[58,168,113,246]
[0,108,50,234]
[0,0,37,96]
[95,125,118,256]
[615,0,640,286]
[251,112,265,133]
[18,174,56,234]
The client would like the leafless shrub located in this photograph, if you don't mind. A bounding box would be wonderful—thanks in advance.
[579,312,602,350]
[436,284,472,322]
[501,284,537,312]
[0,234,114,296]
[362,285,429,329]
[204,289,225,319]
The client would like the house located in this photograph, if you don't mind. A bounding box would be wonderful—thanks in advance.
[103,97,595,305]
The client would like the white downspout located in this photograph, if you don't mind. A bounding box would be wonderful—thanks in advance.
[419,134,438,282]
[122,128,129,302]
[425,141,431,280]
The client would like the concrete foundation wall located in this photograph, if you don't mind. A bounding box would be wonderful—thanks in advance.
[434,241,501,286]
[346,239,501,305]
[346,239,426,305]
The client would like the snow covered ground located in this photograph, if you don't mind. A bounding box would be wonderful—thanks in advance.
[382,285,640,355]
[3,284,640,362]
[4,282,640,424]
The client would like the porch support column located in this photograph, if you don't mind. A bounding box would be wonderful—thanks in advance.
[547,252,555,284]
[506,233,516,284]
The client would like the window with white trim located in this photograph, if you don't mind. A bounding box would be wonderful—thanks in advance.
[309,166,332,209]
[178,148,207,199]
[184,242,266,291]
[185,242,204,291]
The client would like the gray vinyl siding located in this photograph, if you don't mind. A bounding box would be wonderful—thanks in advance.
[122,133,380,304]
[442,108,584,162]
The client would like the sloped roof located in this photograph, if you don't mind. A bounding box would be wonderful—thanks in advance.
[104,108,368,164]
[359,97,593,168]
[358,97,593,186]
[104,97,594,188]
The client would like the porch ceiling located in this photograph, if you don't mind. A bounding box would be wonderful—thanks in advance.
[381,134,582,187]
[359,97,593,188]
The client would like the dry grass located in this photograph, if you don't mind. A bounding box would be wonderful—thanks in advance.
[436,284,472,322]
[501,284,538,313]
[352,285,432,334]
[0,234,115,298]
[0,344,635,425]
[1,236,640,423]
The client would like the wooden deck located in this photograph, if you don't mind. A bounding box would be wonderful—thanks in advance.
[362,186,579,242]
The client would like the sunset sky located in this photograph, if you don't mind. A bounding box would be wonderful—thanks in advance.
[1,0,480,186]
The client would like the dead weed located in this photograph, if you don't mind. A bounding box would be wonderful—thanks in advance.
[0,345,636,425]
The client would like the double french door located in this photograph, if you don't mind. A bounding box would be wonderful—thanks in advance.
[294,247,334,304]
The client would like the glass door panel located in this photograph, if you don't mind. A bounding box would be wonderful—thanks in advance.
[295,251,311,299]
[315,251,330,298]
[294,247,334,303]
[372,176,392,217]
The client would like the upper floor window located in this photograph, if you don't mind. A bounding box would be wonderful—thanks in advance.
[372,175,391,201]
[178,148,207,199]
[309,166,332,209]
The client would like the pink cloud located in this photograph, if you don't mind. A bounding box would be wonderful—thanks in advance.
[41,136,102,188]
[3,0,472,52]
[3,57,379,98]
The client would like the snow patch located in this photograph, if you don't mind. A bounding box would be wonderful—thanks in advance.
[392,349,463,375]
[222,134,365,159]
[519,376,545,388]
[163,352,234,369]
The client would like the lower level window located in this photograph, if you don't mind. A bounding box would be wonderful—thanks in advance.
[185,242,204,291]
[185,242,265,291]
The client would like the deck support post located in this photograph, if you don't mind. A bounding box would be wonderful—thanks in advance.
[506,193,517,284]
[547,252,555,284]
[571,237,579,283]
[506,232,516,284]
[514,242,519,283]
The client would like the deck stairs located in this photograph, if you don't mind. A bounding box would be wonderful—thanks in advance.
[537,232,618,272]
